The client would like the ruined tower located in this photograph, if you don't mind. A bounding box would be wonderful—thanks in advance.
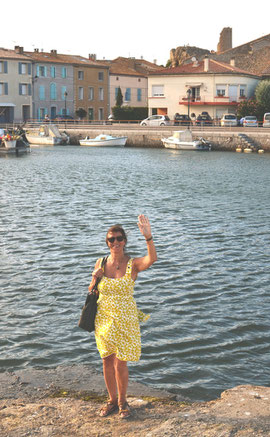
[217,27,232,53]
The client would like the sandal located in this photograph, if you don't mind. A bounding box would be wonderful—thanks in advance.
[118,402,131,419]
[99,401,118,417]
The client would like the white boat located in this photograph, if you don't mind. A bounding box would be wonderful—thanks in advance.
[162,130,211,151]
[79,134,127,147]
[26,124,69,145]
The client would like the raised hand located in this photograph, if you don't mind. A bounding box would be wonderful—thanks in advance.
[137,214,152,240]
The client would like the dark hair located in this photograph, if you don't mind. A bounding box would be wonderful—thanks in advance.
[106,224,127,246]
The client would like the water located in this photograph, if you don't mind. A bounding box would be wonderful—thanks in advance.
[1,145,270,401]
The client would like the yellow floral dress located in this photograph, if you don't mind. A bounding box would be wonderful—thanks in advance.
[95,258,149,362]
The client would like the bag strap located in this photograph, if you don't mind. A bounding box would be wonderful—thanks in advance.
[92,256,108,292]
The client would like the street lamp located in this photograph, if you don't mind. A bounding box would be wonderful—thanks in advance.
[187,88,191,129]
[64,91,68,128]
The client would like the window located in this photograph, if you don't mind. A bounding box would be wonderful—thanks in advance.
[51,66,56,78]
[51,106,57,119]
[98,108,104,120]
[61,86,67,100]
[240,85,246,97]
[61,67,67,78]
[37,65,47,77]
[88,108,94,120]
[99,87,104,101]
[152,85,164,97]
[88,87,94,100]
[216,85,226,96]
[39,85,45,100]
[125,88,131,101]
[98,72,104,81]
[137,88,142,102]
[78,71,84,80]
[0,61,8,73]
[78,87,84,100]
[0,82,8,95]
[50,83,57,100]
[19,83,31,96]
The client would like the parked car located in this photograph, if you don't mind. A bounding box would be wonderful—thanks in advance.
[52,115,75,123]
[242,116,258,127]
[174,113,192,126]
[220,114,238,127]
[263,113,270,127]
[140,115,170,127]
[195,112,213,126]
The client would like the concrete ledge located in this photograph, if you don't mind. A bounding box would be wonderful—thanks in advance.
[59,128,270,151]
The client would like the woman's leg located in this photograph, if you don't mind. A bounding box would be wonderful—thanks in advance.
[114,357,129,406]
[103,354,117,403]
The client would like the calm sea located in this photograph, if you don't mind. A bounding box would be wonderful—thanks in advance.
[1,145,270,401]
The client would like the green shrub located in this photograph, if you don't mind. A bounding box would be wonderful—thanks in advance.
[112,106,148,121]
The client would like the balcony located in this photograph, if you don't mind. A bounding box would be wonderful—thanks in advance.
[179,95,246,106]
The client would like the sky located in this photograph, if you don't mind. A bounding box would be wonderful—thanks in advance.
[2,0,270,66]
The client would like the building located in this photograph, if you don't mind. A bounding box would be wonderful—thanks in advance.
[0,46,32,123]
[0,46,110,123]
[148,57,260,120]
[26,49,109,121]
[103,57,163,114]
[74,54,109,121]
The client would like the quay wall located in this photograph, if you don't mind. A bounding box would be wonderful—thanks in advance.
[60,127,270,151]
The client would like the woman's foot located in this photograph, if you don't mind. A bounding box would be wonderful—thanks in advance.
[118,401,131,419]
[99,401,118,417]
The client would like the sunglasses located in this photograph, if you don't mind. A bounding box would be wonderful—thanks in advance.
[107,236,125,243]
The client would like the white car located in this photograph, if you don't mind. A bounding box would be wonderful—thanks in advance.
[140,115,170,127]
[243,116,258,127]
[220,114,238,127]
[263,113,270,127]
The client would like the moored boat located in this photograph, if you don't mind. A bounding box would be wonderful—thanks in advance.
[79,134,127,147]
[26,124,69,145]
[162,130,211,151]
[0,128,30,155]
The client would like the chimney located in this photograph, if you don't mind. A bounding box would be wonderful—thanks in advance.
[153,59,157,64]
[230,57,235,67]
[204,55,209,72]
[34,48,39,53]
[15,46,24,54]
[51,49,57,55]
[89,54,96,61]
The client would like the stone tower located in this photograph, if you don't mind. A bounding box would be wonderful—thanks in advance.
[217,27,232,53]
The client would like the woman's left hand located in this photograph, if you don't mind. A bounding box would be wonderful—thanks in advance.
[137,214,152,239]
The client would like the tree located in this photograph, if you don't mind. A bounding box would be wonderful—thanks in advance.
[237,99,259,119]
[116,87,123,107]
[255,80,270,120]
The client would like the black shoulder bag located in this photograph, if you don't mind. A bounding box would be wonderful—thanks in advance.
[78,256,107,333]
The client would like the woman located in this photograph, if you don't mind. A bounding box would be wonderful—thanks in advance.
[89,214,157,419]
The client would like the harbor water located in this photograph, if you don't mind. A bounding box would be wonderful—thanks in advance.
[1,145,270,401]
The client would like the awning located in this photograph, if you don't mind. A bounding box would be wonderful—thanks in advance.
[0,103,15,107]
[185,83,202,87]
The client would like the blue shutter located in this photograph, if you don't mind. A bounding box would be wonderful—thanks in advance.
[36,65,40,77]
[28,63,31,75]
[39,85,45,100]
[137,88,142,101]
[19,83,22,95]
[18,62,22,74]
[4,61,8,73]
[4,83,8,95]
[28,84,32,95]
[44,66,47,77]
[115,87,119,99]
[125,88,131,101]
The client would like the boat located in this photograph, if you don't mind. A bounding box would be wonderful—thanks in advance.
[79,134,127,147]
[162,130,211,151]
[26,124,69,145]
[0,128,30,155]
